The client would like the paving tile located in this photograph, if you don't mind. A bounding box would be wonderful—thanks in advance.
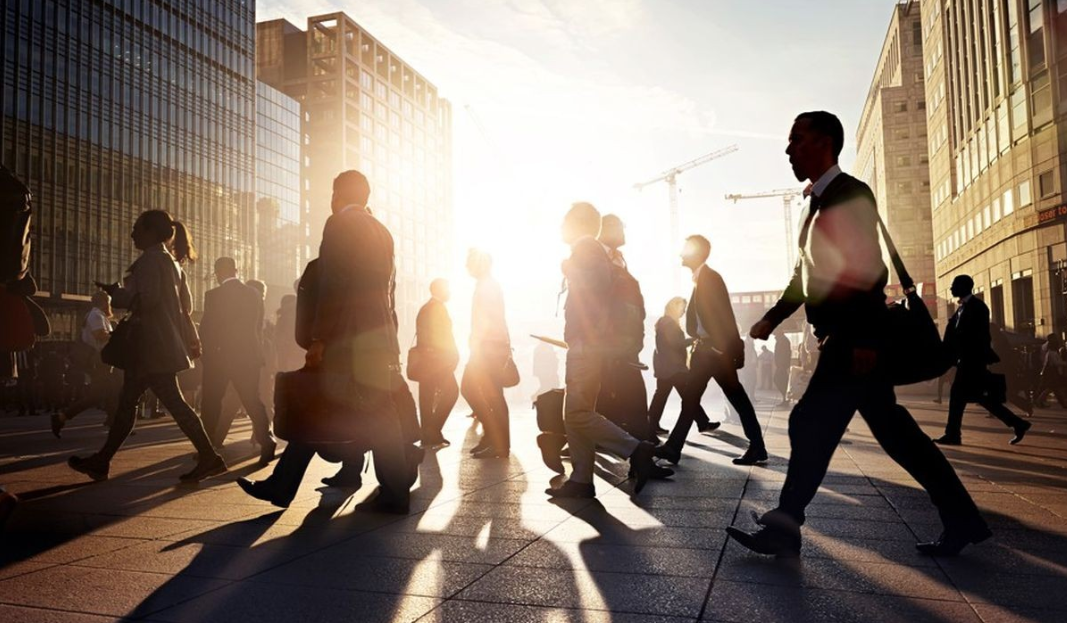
[701,580,982,622]
[0,564,229,618]
[543,521,727,550]
[252,551,492,597]
[457,566,710,618]
[0,560,53,581]
[970,603,1067,623]
[0,603,120,623]
[381,514,564,539]
[337,532,533,565]
[505,540,719,577]
[0,534,142,565]
[942,567,1067,610]
[420,600,695,622]
[142,582,438,623]
[72,539,302,581]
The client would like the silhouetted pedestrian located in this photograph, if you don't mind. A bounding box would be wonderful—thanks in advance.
[463,249,512,459]
[414,279,460,449]
[774,329,792,406]
[53,291,118,436]
[934,275,1031,446]
[649,297,697,435]
[728,111,987,558]
[68,210,225,483]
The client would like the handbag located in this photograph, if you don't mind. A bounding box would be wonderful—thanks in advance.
[794,196,949,386]
[497,353,520,388]
[273,366,388,444]
[406,345,428,383]
[100,296,141,370]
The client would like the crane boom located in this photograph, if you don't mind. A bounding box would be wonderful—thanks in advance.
[724,187,805,277]
[633,145,739,190]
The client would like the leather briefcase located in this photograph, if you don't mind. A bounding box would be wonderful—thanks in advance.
[274,367,383,445]
[535,388,566,435]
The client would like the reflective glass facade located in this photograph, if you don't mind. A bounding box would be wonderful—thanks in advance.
[1,0,257,335]
[255,79,306,312]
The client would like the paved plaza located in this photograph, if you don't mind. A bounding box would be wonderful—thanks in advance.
[0,391,1065,623]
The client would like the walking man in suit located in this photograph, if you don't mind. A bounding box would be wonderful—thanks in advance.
[415,278,460,450]
[934,274,1031,446]
[198,257,277,464]
[656,235,766,466]
[545,202,671,499]
[237,170,412,513]
[727,111,988,557]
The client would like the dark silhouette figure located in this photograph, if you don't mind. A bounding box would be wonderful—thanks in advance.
[415,278,460,449]
[68,210,225,483]
[774,329,792,405]
[197,257,277,463]
[727,111,988,558]
[53,291,118,436]
[594,214,654,442]
[237,170,411,513]
[463,249,511,459]
[990,322,1034,415]
[657,235,766,466]
[649,296,695,435]
[545,202,670,499]
[1036,334,1067,408]
[934,275,1031,446]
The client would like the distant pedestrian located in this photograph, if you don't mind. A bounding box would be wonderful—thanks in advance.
[935,275,1031,446]
[649,296,695,435]
[463,249,512,459]
[52,291,118,437]
[414,279,460,450]
[773,330,792,406]
[67,210,225,483]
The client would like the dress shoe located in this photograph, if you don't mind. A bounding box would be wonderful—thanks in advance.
[629,441,658,494]
[653,444,681,465]
[629,463,674,480]
[258,437,278,465]
[321,467,364,489]
[537,433,567,474]
[933,435,962,446]
[916,525,992,556]
[653,426,669,435]
[68,455,109,481]
[726,510,802,557]
[1010,421,1031,445]
[472,446,509,459]
[546,480,595,499]
[0,487,17,529]
[732,447,769,466]
[469,440,490,455]
[422,437,451,450]
[698,421,721,434]
[179,454,227,483]
[51,412,67,439]
[237,477,290,508]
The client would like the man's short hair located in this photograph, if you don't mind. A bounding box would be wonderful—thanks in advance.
[796,111,844,160]
[952,274,974,292]
[214,257,237,274]
[685,234,711,261]
[467,248,492,274]
[246,279,266,298]
[333,170,371,207]
[430,278,449,297]
[565,202,601,238]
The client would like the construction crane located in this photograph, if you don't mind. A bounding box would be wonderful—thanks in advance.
[633,145,739,257]
[724,188,805,277]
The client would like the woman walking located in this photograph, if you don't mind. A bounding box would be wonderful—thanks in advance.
[68,210,225,483]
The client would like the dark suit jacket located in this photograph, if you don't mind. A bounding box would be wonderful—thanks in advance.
[686,265,743,360]
[416,297,459,374]
[562,236,612,348]
[199,278,265,369]
[311,207,399,375]
[653,315,688,379]
[760,173,889,346]
[944,296,999,369]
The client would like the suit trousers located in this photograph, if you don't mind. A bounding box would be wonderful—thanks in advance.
[775,341,984,533]
[945,366,1026,439]
[265,405,411,505]
[464,359,510,452]
[666,348,764,453]
[419,370,459,444]
[648,372,708,431]
[597,358,653,441]
[563,345,640,485]
[200,360,273,447]
[99,372,216,463]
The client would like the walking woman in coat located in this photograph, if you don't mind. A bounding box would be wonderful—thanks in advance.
[68,210,226,483]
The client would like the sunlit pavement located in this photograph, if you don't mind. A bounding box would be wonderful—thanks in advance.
[0,390,1065,623]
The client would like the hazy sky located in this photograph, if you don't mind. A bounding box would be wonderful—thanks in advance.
[257,0,900,337]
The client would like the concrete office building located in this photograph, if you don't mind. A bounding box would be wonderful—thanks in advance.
[256,12,454,333]
[923,0,1067,337]
[1,0,258,337]
[255,80,308,315]
[857,0,939,315]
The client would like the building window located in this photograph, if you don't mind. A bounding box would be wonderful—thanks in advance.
[1020,179,1033,206]
[1032,70,1053,127]
[896,181,913,194]
[894,101,908,113]
[990,282,1006,326]
[917,100,927,110]
[892,128,910,140]
[895,155,912,167]
[1004,188,1015,215]
[1040,170,1056,197]
[1011,88,1029,140]
[1028,0,1046,71]
[984,205,992,229]
[1012,270,1036,337]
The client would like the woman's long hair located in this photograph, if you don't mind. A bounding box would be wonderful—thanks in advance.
[140,210,198,264]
